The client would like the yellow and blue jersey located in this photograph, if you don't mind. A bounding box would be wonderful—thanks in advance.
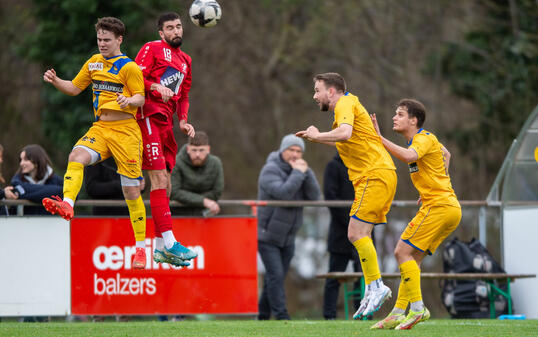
[72,53,144,118]
[332,93,395,181]
[408,129,459,207]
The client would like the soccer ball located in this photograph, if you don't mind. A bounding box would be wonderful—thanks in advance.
[189,0,222,28]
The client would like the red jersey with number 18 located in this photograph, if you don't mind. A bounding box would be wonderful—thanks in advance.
[135,39,192,124]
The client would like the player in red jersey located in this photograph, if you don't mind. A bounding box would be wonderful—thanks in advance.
[135,12,197,266]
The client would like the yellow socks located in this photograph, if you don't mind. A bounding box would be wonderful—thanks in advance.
[125,196,146,242]
[353,236,381,285]
[399,259,422,303]
[394,277,409,311]
[63,162,84,202]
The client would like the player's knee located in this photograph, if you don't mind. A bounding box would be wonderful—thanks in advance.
[68,147,93,165]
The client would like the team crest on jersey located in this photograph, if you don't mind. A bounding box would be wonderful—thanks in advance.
[409,162,419,173]
[160,66,184,94]
[89,62,104,71]
[182,63,187,72]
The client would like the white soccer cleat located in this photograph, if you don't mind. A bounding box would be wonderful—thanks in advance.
[363,284,392,316]
[353,291,370,319]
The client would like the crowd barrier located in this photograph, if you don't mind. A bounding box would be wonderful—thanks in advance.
[0,199,511,317]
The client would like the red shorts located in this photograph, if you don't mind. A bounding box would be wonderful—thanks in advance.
[138,114,177,172]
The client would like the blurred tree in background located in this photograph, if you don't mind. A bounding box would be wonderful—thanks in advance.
[0,0,536,200]
[437,0,538,189]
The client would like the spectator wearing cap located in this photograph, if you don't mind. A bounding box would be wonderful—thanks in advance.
[256,134,321,320]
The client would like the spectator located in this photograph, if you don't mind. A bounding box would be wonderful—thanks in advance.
[7,144,62,215]
[170,131,224,216]
[0,144,8,215]
[257,134,321,320]
[322,153,373,319]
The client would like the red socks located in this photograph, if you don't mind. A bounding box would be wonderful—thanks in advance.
[150,189,172,236]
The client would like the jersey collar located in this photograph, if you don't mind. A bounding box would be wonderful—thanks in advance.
[407,128,424,146]
[104,53,126,60]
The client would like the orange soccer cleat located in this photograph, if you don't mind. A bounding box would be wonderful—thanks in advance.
[42,195,74,221]
[133,247,147,269]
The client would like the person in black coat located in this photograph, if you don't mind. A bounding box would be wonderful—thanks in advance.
[84,157,140,216]
[322,153,375,319]
[6,144,63,215]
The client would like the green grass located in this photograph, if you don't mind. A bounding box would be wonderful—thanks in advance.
[0,319,537,337]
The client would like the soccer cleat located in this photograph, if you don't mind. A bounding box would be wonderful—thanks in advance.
[42,195,74,221]
[133,247,147,269]
[353,291,370,319]
[370,312,405,329]
[164,242,198,261]
[363,284,392,316]
[153,249,190,267]
[395,307,430,330]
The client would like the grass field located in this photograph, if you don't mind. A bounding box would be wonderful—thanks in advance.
[1,319,537,337]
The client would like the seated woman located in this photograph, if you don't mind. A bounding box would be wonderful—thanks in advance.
[7,144,63,215]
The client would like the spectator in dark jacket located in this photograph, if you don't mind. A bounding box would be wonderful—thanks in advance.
[322,153,373,319]
[257,134,321,320]
[170,131,224,216]
[6,144,62,215]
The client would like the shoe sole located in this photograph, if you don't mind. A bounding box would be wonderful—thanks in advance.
[154,253,190,267]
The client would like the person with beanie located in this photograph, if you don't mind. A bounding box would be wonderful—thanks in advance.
[256,134,321,320]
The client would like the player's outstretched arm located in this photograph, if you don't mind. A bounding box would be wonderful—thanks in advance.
[43,69,82,96]
[370,113,417,163]
[295,124,351,146]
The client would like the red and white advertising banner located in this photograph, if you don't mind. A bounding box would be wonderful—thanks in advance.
[71,217,258,315]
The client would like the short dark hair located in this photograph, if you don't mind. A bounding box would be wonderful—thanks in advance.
[17,144,53,182]
[313,73,346,93]
[158,12,181,31]
[95,17,125,38]
[188,131,209,146]
[397,98,426,128]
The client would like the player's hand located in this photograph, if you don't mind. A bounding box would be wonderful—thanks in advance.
[417,197,422,205]
[155,84,174,103]
[290,158,308,173]
[370,113,381,135]
[179,120,195,137]
[203,198,220,215]
[4,186,18,200]
[43,69,57,84]
[139,177,146,192]
[296,125,319,142]
[116,93,131,108]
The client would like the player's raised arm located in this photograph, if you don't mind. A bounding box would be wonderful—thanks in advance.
[370,113,417,163]
[43,68,82,96]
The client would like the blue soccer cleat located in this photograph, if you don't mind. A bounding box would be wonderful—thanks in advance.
[153,249,190,267]
[164,242,198,261]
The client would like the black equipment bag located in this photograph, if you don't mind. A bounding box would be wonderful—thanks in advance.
[441,237,510,318]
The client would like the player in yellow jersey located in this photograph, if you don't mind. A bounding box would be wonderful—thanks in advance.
[369,98,461,330]
[296,73,397,318]
[42,17,148,269]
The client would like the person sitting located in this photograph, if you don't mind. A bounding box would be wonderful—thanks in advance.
[6,144,62,215]
[170,131,224,216]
